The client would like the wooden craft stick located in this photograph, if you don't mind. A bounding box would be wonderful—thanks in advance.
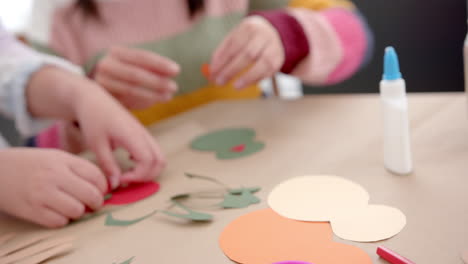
[15,243,74,264]
[0,233,54,257]
[0,236,74,264]
[0,234,16,247]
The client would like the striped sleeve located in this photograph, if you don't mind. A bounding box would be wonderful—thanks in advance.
[251,0,373,85]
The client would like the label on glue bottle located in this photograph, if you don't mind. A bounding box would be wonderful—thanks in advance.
[380,47,413,175]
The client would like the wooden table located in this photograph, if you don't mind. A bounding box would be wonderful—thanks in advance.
[0,93,467,264]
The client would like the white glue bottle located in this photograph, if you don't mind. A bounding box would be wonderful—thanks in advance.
[380,46,413,175]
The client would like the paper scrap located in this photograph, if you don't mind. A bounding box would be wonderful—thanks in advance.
[105,211,157,227]
[114,256,135,264]
[162,202,213,222]
[0,233,54,257]
[1,236,74,264]
[221,188,261,209]
[15,243,73,264]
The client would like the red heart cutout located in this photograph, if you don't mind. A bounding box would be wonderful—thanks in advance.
[231,144,246,153]
[104,181,160,205]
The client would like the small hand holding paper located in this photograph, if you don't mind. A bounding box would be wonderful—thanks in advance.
[73,85,166,189]
[94,46,180,110]
[0,149,107,228]
[210,16,285,89]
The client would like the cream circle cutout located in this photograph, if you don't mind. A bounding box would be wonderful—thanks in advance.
[331,204,407,242]
[268,175,370,222]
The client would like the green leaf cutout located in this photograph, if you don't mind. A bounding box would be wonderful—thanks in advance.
[184,173,229,188]
[221,188,261,209]
[162,202,213,222]
[105,210,157,226]
[114,257,135,264]
[229,187,261,195]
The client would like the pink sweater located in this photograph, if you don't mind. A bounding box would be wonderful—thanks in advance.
[50,0,372,85]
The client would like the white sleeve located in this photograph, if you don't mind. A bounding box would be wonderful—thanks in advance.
[0,134,10,149]
[0,24,82,137]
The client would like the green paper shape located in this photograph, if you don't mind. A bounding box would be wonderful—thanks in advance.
[229,187,261,195]
[191,128,265,160]
[162,202,213,222]
[162,211,213,222]
[105,210,157,227]
[104,193,113,201]
[191,128,255,150]
[185,173,229,188]
[114,257,135,264]
[221,188,261,209]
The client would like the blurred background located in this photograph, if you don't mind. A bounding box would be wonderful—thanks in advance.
[0,0,33,32]
[0,0,466,145]
[307,0,467,94]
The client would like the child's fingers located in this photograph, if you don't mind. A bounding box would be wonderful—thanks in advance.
[44,190,85,220]
[235,47,278,89]
[59,172,104,211]
[97,74,174,107]
[92,140,121,190]
[210,31,238,75]
[211,28,252,78]
[215,35,266,85]
[35,207,69,228]
[120,135,166,183]
[110,46,180,76]
[99,58,178,95]
[69,159,108,194]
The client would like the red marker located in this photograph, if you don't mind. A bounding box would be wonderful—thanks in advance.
[377,246,415,264]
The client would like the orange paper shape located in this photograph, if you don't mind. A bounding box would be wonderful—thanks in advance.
[219,208,372,264]
[201,64,210,79]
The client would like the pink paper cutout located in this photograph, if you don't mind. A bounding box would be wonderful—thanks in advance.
[231,144,246,153]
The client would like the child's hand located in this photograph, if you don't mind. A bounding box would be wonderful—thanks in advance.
[26,65,166,189]
[94,46,180,110]
[210,16,285,89]
[73,84,166,188]
[0,148,107,228]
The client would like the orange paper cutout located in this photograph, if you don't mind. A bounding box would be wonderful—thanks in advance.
[201,64,210,79]
[219,208,372,264]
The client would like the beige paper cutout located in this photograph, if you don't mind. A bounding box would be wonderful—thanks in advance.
[0,232,54,257]
[268,175,370,221]
[331,204,406,242]
[0,234,15,247]
[15,243,73,264]
[0,236,74,264]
